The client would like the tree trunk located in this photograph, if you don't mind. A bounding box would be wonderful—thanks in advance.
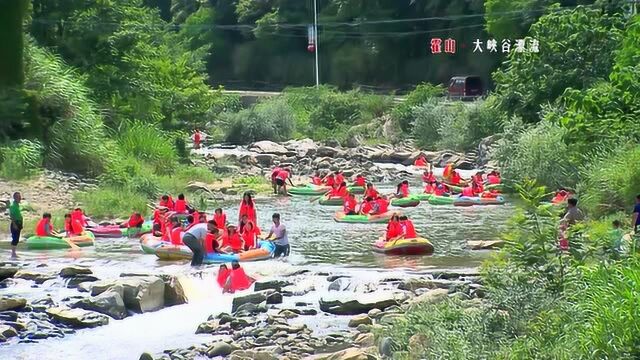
[0,0,27,88]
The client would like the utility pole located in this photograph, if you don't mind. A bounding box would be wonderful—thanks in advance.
[313,0,319,88]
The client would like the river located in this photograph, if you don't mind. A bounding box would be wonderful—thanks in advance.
[0,181,513,359]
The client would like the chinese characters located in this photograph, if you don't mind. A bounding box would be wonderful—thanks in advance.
[430,38,540,54]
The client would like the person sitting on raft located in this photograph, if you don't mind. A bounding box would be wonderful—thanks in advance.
[328,182,349,198]
[472,171,484,185]
[71,208,90,227]
[323,172,336,188]
[335,171,345,186]
[174,193,189,214]
[205,228,222,254]
[271,166,283,194]
[241,219,260,251]
[169,217,184,245]
[385,214,403,241]
[220,224,244,253]
[213,208,227,230]
[159,195,175,211]
[422,170,436,184]
[35,213,59,237]
[365,183,380,200]
[414,155,428,167]
[152,207,169,236]
[371,196,390,215]
[275,167,294,195]
[222,260,256,294]
[238,192,258,227]
[486,170,501,185]
[64,213,84,236]
[460,184,475,198]
[311,171,323,186]
[120,212,145,229]
[343,193,358,215]
[449,170,463,185]
[399,215,418,239]
[433,181,450,196]
[160,215,175,242]
[353,174,366,188]
[424,181,437,194]
[443,163,454,181]
[358,197,374,215]
[395,180,410,198]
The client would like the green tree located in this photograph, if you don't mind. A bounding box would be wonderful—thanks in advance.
[0,0,28,87]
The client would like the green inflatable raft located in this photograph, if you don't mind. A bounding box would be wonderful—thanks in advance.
[333,211,395,224]
[347,185,365,195]
[26,231,96,250]
[391,196,421,208]
[288,185,329,196]
[485,183,503,191]
[318,196,344,206]
[411,193,432,201]
[427,195,456,205]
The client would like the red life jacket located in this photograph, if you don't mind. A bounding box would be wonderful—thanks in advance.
[361,201,373,214]
[475,183,484,194]
[271,167,282,179]
[473,174,484,184]
[422,173,435,183]
[354,176,366,187]
[193,131,201,144]
[217,268,230,288]
[335,174,344,185]
[443,164,453,179]
[174,199,187,213]
[162,223,172,242]
[312,177,323,185]
[399,184,409,197]
[153,210,162,225]
[414,157,427,166]
[159,198,174,210]
[229,267,253,292]
[365,188,379,199]
[386,221,402,240]
[331,186,348,198]
[241,224,258,249]
[324,176,335,187]
[343,197,357,213]
[170,227,183,245]
[205,233,216,253]
[36,219,50,236]
[65,219,83,235]
[434,184,447,196]
[213,213,226,229]
[128,214,144,228]
[375,199,389,214]
[402,220,417,239]
[424,184,435,194]
[487,175,501,185]
[276,170,289,180]
[239,202,257,225]
[71,210,87,226]
[226,232,242,251]
[461,186,474,197]
[451,171,462,185]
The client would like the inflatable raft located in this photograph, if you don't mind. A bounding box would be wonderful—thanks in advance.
[347,185,365,195]
[318,196,345,206]
[411,193,432,201]
[427,195,456,205]
[373,237,434,255]
[453,196,506,206]
[288,185,330,196]
[91,222,153,238]
[154,240,276,264]
[484,183,503,192]
[391,196,421,208]
[333,211,396,224]
[26,231,95,250]
[139,233,165,254]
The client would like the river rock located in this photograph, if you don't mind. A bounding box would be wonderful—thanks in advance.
[366,309,382,320]
[159,275,187,306]
[59,265,93,278]
[467,240,505,250]
[250,141,290,155]
[206,341,237,357]
[348,314,372,328]
[0,267,19,281]
[234,302,267,317]
[353,333,375,347]
[196,320,220,334]
[285,138,317,158]
[407,288,449,306]
[73,286,128,319]
[46,307,109,328]
[231,290,275,313]
[315,347,378,360]
[378,313,403,326]
[254,279,293,292]
[254,154,276,167]
[91,276,165,313]
[0,311,18,322]
[316,146,341,158]
[66,275,99,288]
[14,270,55,284]
[0,296,26,311]
[278,309,299,319]
[0,324,18,340]
[319,292,407,315]
[328,278,351,292]
[139,352,155,360]
[266,292,283,305]
[230,349,280,360]
[398,278,465,292]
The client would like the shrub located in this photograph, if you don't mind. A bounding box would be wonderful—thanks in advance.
[0,140,44,180]
[435,103,472,152]
[393,83,445,132]
[117,121,178,175]
[308,91,361,130]
[75,187,149,219]
[412,99,451,149]
[223,97,295,144]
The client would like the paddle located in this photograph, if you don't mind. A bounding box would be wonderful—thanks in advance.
[56,232,81,250]
[309,195,324,203]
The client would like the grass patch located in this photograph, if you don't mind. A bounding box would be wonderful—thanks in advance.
[75,187,150,220]
[233,175,271,193]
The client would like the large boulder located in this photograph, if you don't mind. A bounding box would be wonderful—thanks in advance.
[319,292,407,315]
[91,276,165,313]
[159,275,188,306]
[254,154,276,168]
[73,285,128,319]
[249,141,290,155]
[0,324,18,340]
[59,265,93,278]
[316,146,341,158]
[254,279,293,292]
[206,341,238,357]
[46,307,109,328]
[231,290,275,313]
[0,267,19,281]
[0,296,26,311]
[407,288,449,306]
[14,270,56,284]
[284,138,318,158]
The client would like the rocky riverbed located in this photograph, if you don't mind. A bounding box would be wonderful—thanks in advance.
[0,259,484,360]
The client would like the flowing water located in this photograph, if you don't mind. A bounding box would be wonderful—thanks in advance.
[0,179,514,359]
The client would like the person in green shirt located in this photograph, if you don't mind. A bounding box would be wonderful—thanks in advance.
[9,192,23,259]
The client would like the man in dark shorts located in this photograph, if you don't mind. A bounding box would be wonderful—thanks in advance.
[183,220,218,266]
[266,213,290,257]
[9,192,22,259]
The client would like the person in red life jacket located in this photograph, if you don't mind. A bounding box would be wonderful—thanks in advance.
[424,181,436,194]
[239,214,261,235]
[204,228,221,254]
[174,193,188,214]
[241,220,260,251]
[192,129,202,150]
[443,163,454,180]
[159,195,175,210]
[343,193,358,215]
[35,213,58,237]
[358,197,374,215]
[422,170,436,184]
[353,174,366,188]
[552,189,570,204]
[169,217,184,245]
[275,168,294,194]
[64,213,84,236]
[395,180,410,198]
[329,182,349,198]
[472,171,485,186]
[323,173,336,188]
[238,192,258,227]
[161,216,175,242]
[473,181,484,195]
[71,208,90,227]
[271,166,283,194]
[213,208,227,230]
[399,215,418,239]
[365,183,380,200]
[385,214,403,241]
[311,171,323,186]
[335,171,345,186]
[220,225,243,253]
[216,264,230,288]
[486,170,501,185]
[223,261,256,294]
[152,207,168,236]
[414,155,428,167]
[120,212,145,229]
[198,212,207,223]
[460,184,475,197]
[371,196,390,215]
[481,189,500,198]
[433,181,450,196]
[450,170,463,185]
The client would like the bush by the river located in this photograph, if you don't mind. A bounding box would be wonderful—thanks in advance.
[222,97,295,144]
